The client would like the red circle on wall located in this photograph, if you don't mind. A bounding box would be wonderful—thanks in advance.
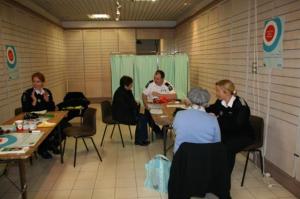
[8,50,14,61]
[265,25,275,42]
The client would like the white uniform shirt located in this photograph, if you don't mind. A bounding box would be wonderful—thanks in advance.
[143,80,176,101]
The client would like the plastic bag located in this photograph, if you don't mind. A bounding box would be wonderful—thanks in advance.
[144,154,171,193]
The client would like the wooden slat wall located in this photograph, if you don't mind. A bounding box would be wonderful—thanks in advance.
[176,0,300,179]
[65,28,174,98]
[0,1,66,123]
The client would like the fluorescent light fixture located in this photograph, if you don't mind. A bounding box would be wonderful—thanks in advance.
[88,14,110,19]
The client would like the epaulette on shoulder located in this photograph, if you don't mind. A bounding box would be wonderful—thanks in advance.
[145,80,153,88]
[165,82,173,91]
[239,97,247,106]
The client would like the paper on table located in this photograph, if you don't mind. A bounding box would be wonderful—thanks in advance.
[0,146,29,154]
[166,104,187,109]
[37,121,56,128]
[148,104,162,109]
[150,109,163,115]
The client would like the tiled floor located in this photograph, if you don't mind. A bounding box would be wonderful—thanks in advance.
[0,104,297,199]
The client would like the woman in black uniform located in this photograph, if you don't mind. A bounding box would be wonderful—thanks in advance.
[206,79,254,175]
[21,72,58,159]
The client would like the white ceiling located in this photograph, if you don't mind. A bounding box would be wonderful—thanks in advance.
[12,0,215,27]
[28,0,209,21]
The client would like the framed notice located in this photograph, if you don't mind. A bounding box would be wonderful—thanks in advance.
[263,17,284,69]
[5,45,19,80]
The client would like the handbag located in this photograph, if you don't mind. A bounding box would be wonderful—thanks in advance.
[144,154,171,193]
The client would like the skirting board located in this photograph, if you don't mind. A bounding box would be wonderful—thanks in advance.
[265,159,300,198]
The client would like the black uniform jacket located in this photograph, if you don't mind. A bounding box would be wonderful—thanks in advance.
[206,96,254,140]
[21,88,55,112]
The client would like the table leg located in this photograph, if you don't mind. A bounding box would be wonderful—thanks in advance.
[18,159,27,199]
[163,126,168,156]
[57,124,64,164]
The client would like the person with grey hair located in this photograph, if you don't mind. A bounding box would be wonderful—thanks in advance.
[173,87,221,153]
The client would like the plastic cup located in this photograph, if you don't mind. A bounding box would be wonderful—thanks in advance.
[15,120,24,132]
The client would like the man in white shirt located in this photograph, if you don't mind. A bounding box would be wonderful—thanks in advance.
[142,70,177,137]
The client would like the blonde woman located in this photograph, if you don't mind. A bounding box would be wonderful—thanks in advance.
[21,72,57,159]
[206,80,254,176]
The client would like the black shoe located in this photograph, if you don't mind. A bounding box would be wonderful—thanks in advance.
[38,150,53,159]
[50,146,60,155]
[135,140,150,146]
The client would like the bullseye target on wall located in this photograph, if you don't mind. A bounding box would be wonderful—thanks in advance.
[263,17,284,69]
[6,45,17,69]
[263,17,283,53]
[5,45,18,79]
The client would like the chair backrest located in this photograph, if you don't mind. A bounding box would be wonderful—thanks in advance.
[82,107,97,134]
[64,92,86,101]
[15,107,23,116]
[169,142,230,198]
[249,115,264,148]
[100,100,113,123]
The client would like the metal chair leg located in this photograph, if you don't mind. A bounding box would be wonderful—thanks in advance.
[241,151,250,186]
[100,124,108,147]
[90,137,102,162]
[62,138,66,157]
[128,125,133,140]
[29,156,33,166]
[82,138,89,152]
[258,150,264,175]
[110,124,116,138]
[117,124,125,148]
[74,138,78,167]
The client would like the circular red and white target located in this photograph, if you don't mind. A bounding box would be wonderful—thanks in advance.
[0,134,17,148]
[6,46,17,69]
[0,137,9,145]
[263,17,283,53]
[263,21,278,46]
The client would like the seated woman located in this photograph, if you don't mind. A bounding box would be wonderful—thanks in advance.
[112,76,149,146]
[21,72,58,159]
[173,87,221,153]
[206,79,254,175]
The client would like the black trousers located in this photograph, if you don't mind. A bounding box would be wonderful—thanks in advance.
[38,119,69,153]
[223,135,254,174]
[144,109,161,134]
[134,114,149,142]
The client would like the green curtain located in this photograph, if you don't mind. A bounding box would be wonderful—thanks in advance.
[110,54,189,101]
[158,55,175,85]
[174,54,189,99]
[134,55,158,101]
[111,55,135,95]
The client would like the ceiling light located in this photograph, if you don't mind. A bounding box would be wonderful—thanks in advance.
[184,1,191,6]
[88,14,110,19]
[132,0,157,2]
[116,0,121,21]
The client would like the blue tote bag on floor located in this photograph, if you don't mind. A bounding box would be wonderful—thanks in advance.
[144,154,171,193]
